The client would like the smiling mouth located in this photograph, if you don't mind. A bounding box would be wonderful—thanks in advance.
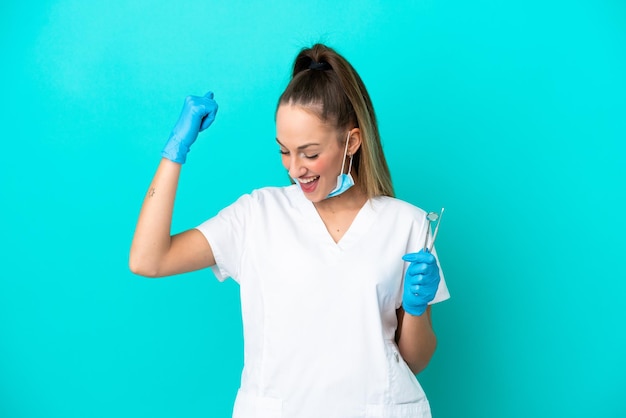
[299,176,320,184]
[298,176,320,193]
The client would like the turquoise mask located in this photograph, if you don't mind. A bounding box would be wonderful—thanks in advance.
[326,132,354,198]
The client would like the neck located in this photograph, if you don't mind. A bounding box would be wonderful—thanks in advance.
[313,184,367,213]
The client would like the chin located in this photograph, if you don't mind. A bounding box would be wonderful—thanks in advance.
[304,193,325,203]
[304,187,332,203]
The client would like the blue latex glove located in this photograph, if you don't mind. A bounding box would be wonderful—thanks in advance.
[161,91,218,164]
[402,250,441,316]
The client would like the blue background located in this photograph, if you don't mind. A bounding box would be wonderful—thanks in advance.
[2,1,625,417]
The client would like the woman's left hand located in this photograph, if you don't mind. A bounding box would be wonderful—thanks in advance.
[401,250,441,316]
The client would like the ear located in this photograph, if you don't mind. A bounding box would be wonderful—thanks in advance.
[347,128,362,156]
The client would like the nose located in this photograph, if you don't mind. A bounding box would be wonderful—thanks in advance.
[287,155,306,179]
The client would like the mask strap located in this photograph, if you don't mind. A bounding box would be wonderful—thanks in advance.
[340,131,351,174]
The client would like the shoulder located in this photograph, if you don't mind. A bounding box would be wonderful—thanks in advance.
[248,185,299,203]
[248,184,298,197]
[234,185,301,212]
[370,195,427,220]
[208,185,298,225]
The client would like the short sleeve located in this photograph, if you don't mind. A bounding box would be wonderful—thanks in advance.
[195,193,254,283]
[429,245,451,304]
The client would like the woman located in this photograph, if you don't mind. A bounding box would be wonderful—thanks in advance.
[130,43,450,418]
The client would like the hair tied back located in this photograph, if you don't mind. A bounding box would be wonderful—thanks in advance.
[308,61,331,71]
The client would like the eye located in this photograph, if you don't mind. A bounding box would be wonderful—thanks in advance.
[304,154,319,160]
[278,149,289,156]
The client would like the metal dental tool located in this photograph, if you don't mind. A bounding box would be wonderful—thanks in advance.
[423,207,445,252]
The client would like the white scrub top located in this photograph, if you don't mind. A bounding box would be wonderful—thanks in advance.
[196,186,450,418]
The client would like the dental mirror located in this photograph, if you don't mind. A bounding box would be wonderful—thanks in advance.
[423,207,445,252]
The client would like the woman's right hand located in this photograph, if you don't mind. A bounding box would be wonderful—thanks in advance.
[161,91,219,164]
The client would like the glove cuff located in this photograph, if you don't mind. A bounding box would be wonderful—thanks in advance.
[161,135,189,164]
[402,302,428,317]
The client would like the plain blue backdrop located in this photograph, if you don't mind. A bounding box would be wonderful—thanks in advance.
[2,1,625,417]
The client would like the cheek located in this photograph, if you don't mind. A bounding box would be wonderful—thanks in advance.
[311,160,332,176]
[311,155,339,175]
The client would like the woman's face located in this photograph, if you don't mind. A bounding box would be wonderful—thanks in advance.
[276,104,346,203]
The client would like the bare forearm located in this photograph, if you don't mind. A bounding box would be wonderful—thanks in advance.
[129,158,181,276]
[396,307,437,374]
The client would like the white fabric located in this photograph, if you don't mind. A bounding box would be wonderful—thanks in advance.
[196,185,450,418]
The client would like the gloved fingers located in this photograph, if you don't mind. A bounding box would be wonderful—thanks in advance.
[175,97,217,133]
[402,250,436,265]
[184,95,216,115]
[404,285,437,303]
[406,262,427,276]
[406,262,439,278]
[407,273,439,289]
[182,95,202,115]
[405,272,423,286]
[182,93,217,131]
[409,283,422,295]
[199,99,219,131]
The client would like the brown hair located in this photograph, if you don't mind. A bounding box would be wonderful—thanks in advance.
[277,44,394,198]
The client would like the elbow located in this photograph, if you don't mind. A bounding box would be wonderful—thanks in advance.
[406,354,433,375]
[128,253,161,278]
[407,358,430,375]
[129,261,158,278]
[405,336,438,375]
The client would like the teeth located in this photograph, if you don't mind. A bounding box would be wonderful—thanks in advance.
[300,176,319,184]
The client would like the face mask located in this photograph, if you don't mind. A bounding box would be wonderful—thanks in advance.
[326,131,354,199]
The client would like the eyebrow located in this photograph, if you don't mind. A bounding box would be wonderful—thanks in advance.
[275,138,320,151]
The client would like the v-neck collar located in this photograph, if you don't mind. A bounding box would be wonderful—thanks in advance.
[291,187,380,251]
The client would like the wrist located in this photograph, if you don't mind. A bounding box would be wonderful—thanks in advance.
[161,135,189,164]
[402,301,428,317]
